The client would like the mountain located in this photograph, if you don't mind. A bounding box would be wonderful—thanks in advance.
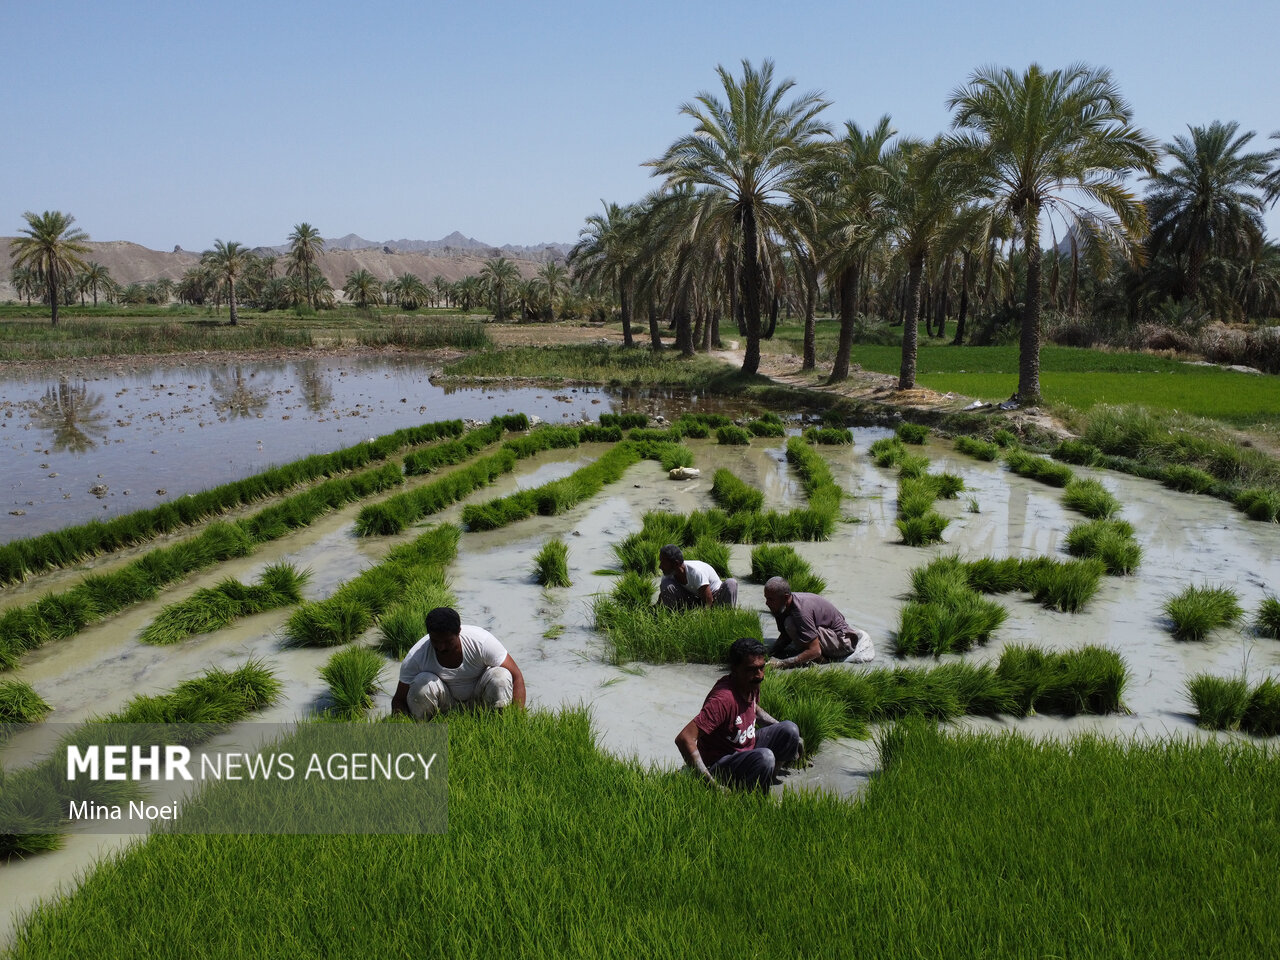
[257,231,573,262]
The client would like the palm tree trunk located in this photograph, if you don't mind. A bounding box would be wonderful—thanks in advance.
[898,252,925,390]
[829,264,858,383]
[48,267,60,327]
[1018,209,1043,402]
[740,206,763,375]
[953,250,972,346]
[647,300,662,350]
[802,261,817,371]
[619,281,634,348]
[228,280,239,326]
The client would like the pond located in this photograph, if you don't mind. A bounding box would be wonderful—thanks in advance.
[0,355,748,543]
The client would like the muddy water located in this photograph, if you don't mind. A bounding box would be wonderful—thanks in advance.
[0,356,747,543]
[4,429,1280,940]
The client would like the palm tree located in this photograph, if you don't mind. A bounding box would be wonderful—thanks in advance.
[10,211,91,326]
[202,240,250,325]
[1144,121,1271,304]
[343,269,382,308]
[650,59,831,374]
[394,273,428,310]
[456,276,484,312]
[946,63,1158,403]
[570,201,639,346]
[287,223,325,309]
[80,261,112,306]
[1264,132,1280,208]
[537,260,569,320]
[11,265,38,305]
[480,257,520,320]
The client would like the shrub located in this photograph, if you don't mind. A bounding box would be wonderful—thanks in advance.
[896,423,930,444]
[1164,584,1243,641]
[533,538,571,588]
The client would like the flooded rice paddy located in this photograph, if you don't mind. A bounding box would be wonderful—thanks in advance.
[2,376,1280,941]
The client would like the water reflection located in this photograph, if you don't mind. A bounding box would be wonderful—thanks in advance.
[28,379,108,453]
[210,366,273,419]
[297,361,332,414]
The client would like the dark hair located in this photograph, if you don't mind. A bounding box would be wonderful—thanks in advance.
[425,606,462,636]
[727,636,766,666]
[659,544,684,565]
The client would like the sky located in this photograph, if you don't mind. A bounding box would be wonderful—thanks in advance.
[5,0,1278,251]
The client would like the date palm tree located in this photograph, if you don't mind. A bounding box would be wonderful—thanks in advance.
[343,269,382,308]
[80,261,112,306]
[202,240,250,325]
[480,257,520,320]
[287,223,324,309]
[570,201,639,346]
[650,59,831,374]
[1145,121,1271,304]
[537,260,568,320]
[10,210,91,326]
[946,63,1158,403]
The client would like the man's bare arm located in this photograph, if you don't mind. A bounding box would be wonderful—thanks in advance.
[501,653,526,708]
[391,681,411,716]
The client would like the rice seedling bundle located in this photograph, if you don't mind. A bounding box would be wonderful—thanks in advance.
[626,428,681,443]
[1242,678,1280,736]
[961,556,1023,594]
[1062,479,1121,520]
[896,479,938,520]
[685,537,731,578]
[747,544,826,593]
[1019,557,1105,612]
[896,512,949,546]
[1256,595,1280,639]
[747,414,785,437]
[716,425,752,445]
[1052,439,1100,465]
[870,436,907,467]
[1161,465,1216,495]
[894,594,1007,656]
[608,570,657,609]
[578,424,624,443]
[896,423,930,444]
[1163,584,1243,641]
[402,424,505,475]
[0,679,51,725]
[673,420,710,438]
[594,597,764,664]
[533,538,572,588]
[285,525,459,647]
[1004,450,1075,487]
[675,412,733,430]
[320,646,385,719]
[613,532,661,575]
[598,412,648,429]
[803,426,853,445]
[139,563,310,645]
[639,511,688,546]
[1236,487,1280,522]
[1064,519,1141,575]
[376,580,458,658]
[897,455,931,479]
[711,469,765,513]
[953,435,999,461]
[1187,673,1252,730]
[992,428,1018,448]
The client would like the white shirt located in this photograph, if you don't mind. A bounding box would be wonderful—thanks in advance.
[679,559,722,596]
[399,625,508,700]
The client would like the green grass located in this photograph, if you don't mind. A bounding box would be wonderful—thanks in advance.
[320,646,385,719]
[1162,464,1217,494]
[1257,595,1280,639]
[1063,519,1142,575]
[1019,557,1106,612]
[533,537,572,588]
[352,319,490,350]
[1061,478,1122,519]
[895,555,1006,656]
[0,679,51,725]
[747,544,826,593]
[593,598,764,664]
[138,563,310,645]
[1004,449,1075,487]
[1163,584,1244,641]
[896,422,930,444]
[953,435,999,461]
[710,469,765,513]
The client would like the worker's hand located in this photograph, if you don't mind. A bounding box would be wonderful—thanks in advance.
[767,657,786,670]
[703,771,730,794]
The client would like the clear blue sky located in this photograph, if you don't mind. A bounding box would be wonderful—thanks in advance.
[5,0,1277,250]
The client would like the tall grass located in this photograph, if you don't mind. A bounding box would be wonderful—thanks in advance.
[1163,584,1244,641]
[353,319,490,350]
[285,524,459,648]
[747,544,826,593]
[534,537,571,588]
[8,709,1280,957]
[0,679,51,725]
[442,344,746,388]
[320,646,385,719]
[139,563,310,645]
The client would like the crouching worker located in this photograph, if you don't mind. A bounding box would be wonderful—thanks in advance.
[763,577,874,668]
[657,544,738,610]
[391,606,526,719]
[675,637,801,791]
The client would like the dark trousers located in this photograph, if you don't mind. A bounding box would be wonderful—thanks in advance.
[709,721,801,791]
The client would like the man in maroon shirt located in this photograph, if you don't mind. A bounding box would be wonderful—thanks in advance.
[674,637,801,791]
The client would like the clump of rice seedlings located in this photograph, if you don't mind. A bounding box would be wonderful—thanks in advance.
[1187,673,1251,730]
[686,537,731,578]
[1255,595,1280,638]
[966,497,980,513]
[626,428,680,443]
[1053,439,1100,466]
[1062,478,1121,520]
[639,511,688,546]
[896,422,930,444]
[1064,519,1142,575]
[533,537,571,588]
[803,426,853,445]
[897,454,931,479]
[491,413,530,431]
[648,441,694,471]
[403,424,505,475]
[992,428,1018,447]
[962,556,1022,594]
[674,412,732,430]
[716,425,752,445]
[609,570,656,609]
[953,435,999,461]
[0,679,51,725]
[376,583,457,659]
[896,512,949,546]
[593,598,763,664]
[995,644,1128,716]
[320,646,385,720]
[1236,487,1280,522]
[747,413,785,437]
[896,477,938,519]
[747,544,826,593]
[1019,557,1105,612]
[711,469,765,513]
[1243,678,1280,736]
[928,473,965,499]
[598,412,647,429]
[139,562,310,645]
[1162,464,1216,494]
[895,593,1007,656]
[673,419,710,438]
[1004,449,1075,487]
[613,532,660,575]
[1163,584,1243,641]
[870,436,907,467]
[577,424,624,443]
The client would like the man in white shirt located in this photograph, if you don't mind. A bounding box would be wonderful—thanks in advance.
[657,544,739,610]
[390,606,527,720]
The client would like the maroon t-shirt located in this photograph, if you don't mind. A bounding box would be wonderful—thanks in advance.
[693,676,757,767]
